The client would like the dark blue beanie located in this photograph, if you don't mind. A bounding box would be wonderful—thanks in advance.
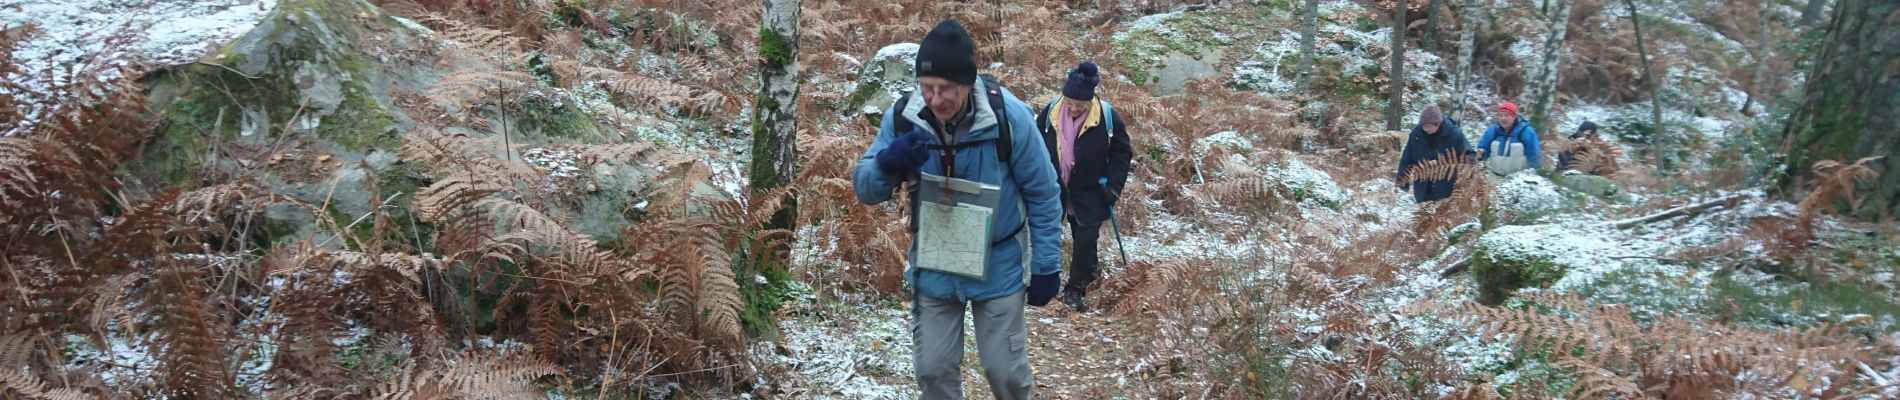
[916,20,977,86]
[1062,61,1100,100]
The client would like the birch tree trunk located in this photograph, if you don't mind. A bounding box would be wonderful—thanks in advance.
[1624,0,1665,170]
[1527,0,1573,139]
[1297,0,1320,94]
[750,0,801,255]
[1453,0,1478,121]
[1743,0,1771,115]
[1388,0,1407,131]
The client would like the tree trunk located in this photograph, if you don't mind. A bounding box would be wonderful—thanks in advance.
[1297,0,1320,94]
[1625,0,1665,170]
[751,0,800,253]
[1743,0,1771,116]
[1427,0,1442,51]
[1388,0,1407,131]
[1453,0,1479,121]
[1778,0,1900,219]
[1528,0,1573,140]
[1800,0,1830,28]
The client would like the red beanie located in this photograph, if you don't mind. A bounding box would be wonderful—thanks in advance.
[1497,102,1519,115]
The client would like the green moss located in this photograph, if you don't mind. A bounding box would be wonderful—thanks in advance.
[513,98,600,140]
[374,162,435,252]
[318,82,400,152]
[140,0,411,189]
[1353,16,1379,32]
[735,256,793,339]
[1470,244,1566,305]
[758,27,793,67]
[1704,273,1900,330]
[1780,91,1860,192]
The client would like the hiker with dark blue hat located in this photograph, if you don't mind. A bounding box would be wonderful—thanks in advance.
[852,19,1062,400]
[1556,121,1605,174]
[1035,61,1134,313]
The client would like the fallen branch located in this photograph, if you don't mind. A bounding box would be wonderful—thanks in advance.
[1608,192,1750,229]
[1438,256,1471,278]
[1607,248,1741,265]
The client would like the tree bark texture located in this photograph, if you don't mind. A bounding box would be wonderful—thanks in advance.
[1778,0,1900,218]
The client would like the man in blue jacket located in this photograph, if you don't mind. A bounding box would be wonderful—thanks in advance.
[851,19,1063,400]
[1396,105,1473,203]
[1476,101,1541,176]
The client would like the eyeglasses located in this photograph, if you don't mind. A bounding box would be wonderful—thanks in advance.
[916,82,966,99]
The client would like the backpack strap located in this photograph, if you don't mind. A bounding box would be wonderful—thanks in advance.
[1038,97,1060,134]
[980,73,1011,167]
[1041,98,1115,138]
[890,91,915,134]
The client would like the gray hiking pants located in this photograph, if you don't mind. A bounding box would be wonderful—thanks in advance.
[911,290,1031,400]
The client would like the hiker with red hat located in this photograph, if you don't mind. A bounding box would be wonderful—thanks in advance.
[1476,102,1542,176]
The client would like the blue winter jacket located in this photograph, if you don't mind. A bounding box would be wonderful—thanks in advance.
[852,79,1064,302]
[1477,115,1542,168]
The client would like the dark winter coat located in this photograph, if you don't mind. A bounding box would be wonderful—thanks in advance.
[1396,117,1474,203]
[1036,97,1134,227]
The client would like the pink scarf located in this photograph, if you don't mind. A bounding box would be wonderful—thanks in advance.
[1057,104,1085,186]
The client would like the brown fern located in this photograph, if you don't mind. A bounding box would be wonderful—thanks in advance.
[1456,292,1867,398]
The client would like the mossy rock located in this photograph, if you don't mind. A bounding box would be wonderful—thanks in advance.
[134,0,431,245]
[1469,242,1566,306]
[846,43,919,127]
[1557,173,1618,198]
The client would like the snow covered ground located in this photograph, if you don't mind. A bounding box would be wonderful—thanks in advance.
[2,0,277,136]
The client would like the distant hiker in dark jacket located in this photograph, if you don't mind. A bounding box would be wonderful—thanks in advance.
[1396,105,1473,203]
[1476,102,1541,176]
[1556,121,1604,174]
[1034,61,1134,313]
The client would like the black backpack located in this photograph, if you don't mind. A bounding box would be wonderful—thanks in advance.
[890,73,1014,167]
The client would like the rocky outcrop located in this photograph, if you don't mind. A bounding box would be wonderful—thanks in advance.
[844,43,918,127]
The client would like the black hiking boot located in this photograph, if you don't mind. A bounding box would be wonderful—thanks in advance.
[1061,289,1087,312]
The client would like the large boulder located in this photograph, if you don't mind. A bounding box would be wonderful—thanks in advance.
[136,0,430,241]
[845,43,919,126]
[1469,223,1618,304]
[132,0,669,245]
[1151,50,1222,96]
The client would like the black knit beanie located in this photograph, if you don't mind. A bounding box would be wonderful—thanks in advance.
[1063,61,1100,100]
[916,19,977,86]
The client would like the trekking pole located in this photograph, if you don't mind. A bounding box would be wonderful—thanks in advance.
[1098,177,1130,269]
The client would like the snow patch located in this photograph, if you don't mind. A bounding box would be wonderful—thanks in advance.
[1490,170,1563,219]
[3,0,277,135]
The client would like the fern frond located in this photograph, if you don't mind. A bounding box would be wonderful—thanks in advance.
[413,13,525,62]
[427,70,539,117]
[547,60,707,113]
[435,350,561,397]
[0,369,95,400]
[145,265,234,397]
[415,173,505,222]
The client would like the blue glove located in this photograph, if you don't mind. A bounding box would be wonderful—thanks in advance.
[876,128,933,176]
[1026,273,1060,307]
